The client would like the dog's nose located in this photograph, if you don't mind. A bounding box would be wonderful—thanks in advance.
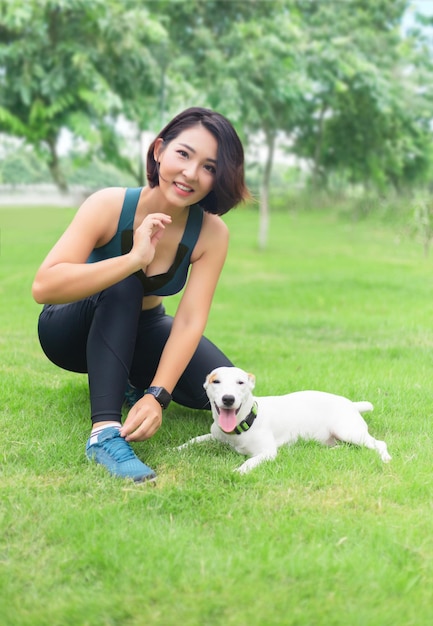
[222,394,235,407]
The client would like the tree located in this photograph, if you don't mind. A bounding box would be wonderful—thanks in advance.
[2,0,432,218]
[149,0,308,249]
[291,0,433,189]
[215,5,307,248]
[0,0,162,190]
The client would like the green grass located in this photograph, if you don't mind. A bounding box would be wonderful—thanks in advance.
[2,204,433,625]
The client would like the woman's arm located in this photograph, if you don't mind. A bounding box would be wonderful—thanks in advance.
[121,214,229,441]
[32,188,171,304]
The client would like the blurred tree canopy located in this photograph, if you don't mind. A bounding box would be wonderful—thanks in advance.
[292,0,432,191]
[0,0,432,239]
[0,0,163,189]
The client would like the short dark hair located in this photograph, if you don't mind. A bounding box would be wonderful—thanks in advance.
[146,107,249,215]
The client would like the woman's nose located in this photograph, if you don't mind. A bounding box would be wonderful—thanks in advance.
[182,161,199,181]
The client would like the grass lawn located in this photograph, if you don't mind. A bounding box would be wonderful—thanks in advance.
[1,203,433,625]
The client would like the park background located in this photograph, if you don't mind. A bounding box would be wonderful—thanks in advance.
[3,0,433,248]
[3,1,433,625]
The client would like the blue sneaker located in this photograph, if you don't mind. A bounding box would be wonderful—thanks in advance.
[86,427,156,482]
[124,380,144,409]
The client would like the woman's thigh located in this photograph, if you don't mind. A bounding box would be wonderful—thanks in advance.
[37,298,96,373]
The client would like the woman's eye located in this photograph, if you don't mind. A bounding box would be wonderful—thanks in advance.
[204,164,216,174]
[177,150,188,158]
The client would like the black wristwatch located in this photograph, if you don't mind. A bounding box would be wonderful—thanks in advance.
[145,386,172,410]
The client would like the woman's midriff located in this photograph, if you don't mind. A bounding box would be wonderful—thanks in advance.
[142,295,164,311]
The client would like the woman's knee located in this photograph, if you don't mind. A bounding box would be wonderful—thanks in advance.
[37,303,89,372]
[99,275,143,309]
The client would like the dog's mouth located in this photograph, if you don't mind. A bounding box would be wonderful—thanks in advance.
[215,403,240,433]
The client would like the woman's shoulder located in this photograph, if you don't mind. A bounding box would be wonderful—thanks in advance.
[72,187,130,247]
[79,187,128,211]
[191,211,229,263]
[202,213,229,252]
[201,211,229,239]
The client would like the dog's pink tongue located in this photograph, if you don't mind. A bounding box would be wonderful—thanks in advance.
[218,408,238,433]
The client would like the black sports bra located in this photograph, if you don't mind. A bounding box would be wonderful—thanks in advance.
[87,187,204,296]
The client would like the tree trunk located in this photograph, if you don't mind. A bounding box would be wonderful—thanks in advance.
[138,131,146,186]
[311,103,327,188]
[258,129,276,250]
[47,137,68,192]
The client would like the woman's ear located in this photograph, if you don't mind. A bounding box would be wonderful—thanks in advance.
[153,137,165,162]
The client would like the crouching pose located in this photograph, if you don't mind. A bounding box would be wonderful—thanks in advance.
[32,107,249,482]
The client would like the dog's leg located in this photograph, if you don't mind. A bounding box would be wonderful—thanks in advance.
[177,434,215,450]
[359,435,392,462]
[236,448,278,474]
[333,423,391,462]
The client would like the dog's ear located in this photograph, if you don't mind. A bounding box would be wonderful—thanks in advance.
[247,373,256,389]
[203,372,215,390]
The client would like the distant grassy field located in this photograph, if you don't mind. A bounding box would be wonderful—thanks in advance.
[1,203,433,625]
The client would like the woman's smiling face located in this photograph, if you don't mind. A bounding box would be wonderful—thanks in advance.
[154,124,218,207]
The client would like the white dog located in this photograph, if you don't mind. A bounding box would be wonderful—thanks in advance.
[178,366,391,474]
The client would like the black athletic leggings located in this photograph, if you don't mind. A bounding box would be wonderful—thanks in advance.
[37,275,233,425]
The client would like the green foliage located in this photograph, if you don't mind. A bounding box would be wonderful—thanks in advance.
[0,143,50,183]
[291,0,432,188]
[3,204,433,624]
[0,0,162,187]
[0,140,135,187]
[1,0,433,197]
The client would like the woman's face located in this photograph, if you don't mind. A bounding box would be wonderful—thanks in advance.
[155,124,218,207]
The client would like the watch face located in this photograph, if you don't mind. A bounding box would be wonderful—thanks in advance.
[147,386,172,409]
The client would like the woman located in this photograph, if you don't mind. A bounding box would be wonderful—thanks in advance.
[32,107,249,482]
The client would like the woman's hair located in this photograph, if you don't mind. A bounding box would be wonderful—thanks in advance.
[146,107,249,215]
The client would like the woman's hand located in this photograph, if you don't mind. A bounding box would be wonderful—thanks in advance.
[120,395,163,442]
[130,213,172,269]
[31,186,173,305]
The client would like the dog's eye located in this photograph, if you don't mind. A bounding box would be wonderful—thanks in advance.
[213,379,220,384]
[237,380,245,385]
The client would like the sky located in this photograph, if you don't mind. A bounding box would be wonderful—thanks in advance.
[403,0,433,31]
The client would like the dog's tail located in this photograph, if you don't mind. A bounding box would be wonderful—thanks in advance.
[353,401,373,413]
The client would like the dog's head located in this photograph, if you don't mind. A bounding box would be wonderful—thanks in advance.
[204,366,256,433]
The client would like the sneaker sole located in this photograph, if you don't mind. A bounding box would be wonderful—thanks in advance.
[134,474,157,484]
[86,452,157,483]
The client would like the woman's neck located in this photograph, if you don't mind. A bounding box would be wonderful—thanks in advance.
[138,185,190,222]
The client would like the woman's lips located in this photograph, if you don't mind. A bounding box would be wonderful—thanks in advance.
[174,182,194,195]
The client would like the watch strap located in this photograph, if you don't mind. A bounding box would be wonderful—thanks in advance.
[145,386,172,410]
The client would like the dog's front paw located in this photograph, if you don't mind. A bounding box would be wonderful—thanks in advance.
[173,441,191,450]
[235,459,257,474]
[235,451,277,474]
[175,434,214,452]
